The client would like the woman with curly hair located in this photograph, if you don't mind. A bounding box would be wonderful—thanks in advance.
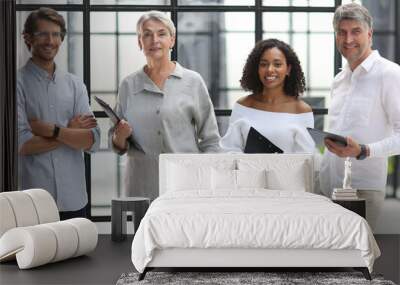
[220,38,315,153]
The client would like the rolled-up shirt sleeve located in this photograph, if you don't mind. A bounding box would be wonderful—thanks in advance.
[193,75,221,153]
[17,79,33,152]
[74,81,100,153]
[368,68,400,158]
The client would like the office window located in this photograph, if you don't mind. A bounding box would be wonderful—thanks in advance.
[366,0,396,61]
[91,0,170,4]
[91,119,120,216]
[177,12,254,108]
[16,0,399,220]
[178,0,254,5]
[17,0,82,3]
[263,0,335,7]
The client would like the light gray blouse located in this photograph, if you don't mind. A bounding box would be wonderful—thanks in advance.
[110,62,221,199]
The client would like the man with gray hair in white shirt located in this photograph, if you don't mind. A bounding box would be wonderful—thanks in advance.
[320,3,400,231]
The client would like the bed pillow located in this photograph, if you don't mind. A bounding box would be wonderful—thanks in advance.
[237,158,310,191]
[211,169,267,191]
[236,169,267,189]
[166,159,236,192]
[166,162,211,191]
[266,164,307,191]
[211,168,236,191]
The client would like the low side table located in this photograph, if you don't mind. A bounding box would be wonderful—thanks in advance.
[332,198,366,218]
[111,197,150,242]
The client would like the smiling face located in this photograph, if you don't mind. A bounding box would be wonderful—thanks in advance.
[138,19,175,61]
[26,19,62,64]
[258,47,291,92]
[336,19,372,69]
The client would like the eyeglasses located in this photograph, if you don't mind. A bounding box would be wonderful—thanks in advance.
[32,31,64,39]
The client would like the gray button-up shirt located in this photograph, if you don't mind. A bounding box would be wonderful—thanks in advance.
[17,60,100,211]
[110,62,221,199]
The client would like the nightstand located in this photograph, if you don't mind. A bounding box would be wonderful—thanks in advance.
[332,198,366,218]
[111,197,150,242]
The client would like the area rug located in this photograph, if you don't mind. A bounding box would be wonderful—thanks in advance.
[116,271,396,285]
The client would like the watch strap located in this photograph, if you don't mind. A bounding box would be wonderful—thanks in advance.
[356,144,367,160]
[52,125,60,139]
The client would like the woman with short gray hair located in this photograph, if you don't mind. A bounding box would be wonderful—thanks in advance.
[136,10,176,38]
[110,11,221,199]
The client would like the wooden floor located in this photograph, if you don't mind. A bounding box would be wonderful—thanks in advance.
[0,235,134,285]
[0,235,399,285]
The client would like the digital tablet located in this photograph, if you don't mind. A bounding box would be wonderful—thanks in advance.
[94,96,120,125]
[307,127,347,147]
[244,127,283,154]
[94,96,145,154]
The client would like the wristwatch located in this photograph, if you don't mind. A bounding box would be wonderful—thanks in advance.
[52,125,60,139]
[356,144,368,160]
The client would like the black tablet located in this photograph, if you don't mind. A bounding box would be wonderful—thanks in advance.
[94,96,120,125]
[94,96,145,154]
[244,127,283,154]
[307,127,347,147]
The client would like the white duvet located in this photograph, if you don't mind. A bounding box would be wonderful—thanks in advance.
[131,190,380,273]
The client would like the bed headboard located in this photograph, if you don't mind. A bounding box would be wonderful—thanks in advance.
[159,153,314,195]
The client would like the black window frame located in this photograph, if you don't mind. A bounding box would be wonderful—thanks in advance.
[16,0,399,222]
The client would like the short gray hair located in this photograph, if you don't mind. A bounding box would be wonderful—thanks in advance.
[333,3,373,32]
[136,11,176,37]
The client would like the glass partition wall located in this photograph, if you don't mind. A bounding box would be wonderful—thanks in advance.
[16,0,400,221]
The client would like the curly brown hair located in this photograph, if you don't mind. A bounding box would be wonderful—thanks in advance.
[23,7,66,50]
[240,39,306,98]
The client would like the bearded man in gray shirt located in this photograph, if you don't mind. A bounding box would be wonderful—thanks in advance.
[17,7,100,220]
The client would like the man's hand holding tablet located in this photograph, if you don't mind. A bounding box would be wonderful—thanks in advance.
[307,127,347,147]
[307,128,368,159]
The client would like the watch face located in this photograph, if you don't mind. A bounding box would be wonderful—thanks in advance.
[53,125,60,139]
[357,144,367,160]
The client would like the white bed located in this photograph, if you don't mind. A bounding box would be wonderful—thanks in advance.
[131,154,380,280]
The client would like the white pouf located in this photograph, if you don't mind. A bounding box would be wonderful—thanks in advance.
[0,189,98,269]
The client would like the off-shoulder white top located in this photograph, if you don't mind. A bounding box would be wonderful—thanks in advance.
[220,103,315,153]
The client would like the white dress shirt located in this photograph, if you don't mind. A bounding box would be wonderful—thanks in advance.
[320,50,400,194]
[220,103,315,153]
